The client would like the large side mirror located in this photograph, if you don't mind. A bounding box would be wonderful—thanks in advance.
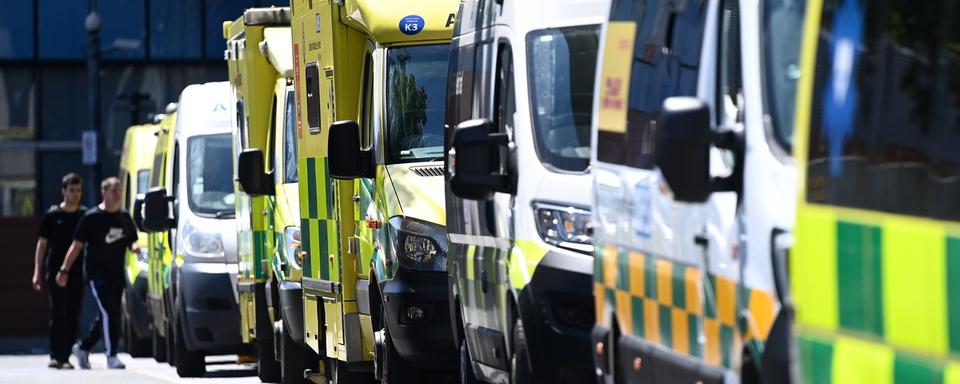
[142,187,176,232]
[328,120,374,179]
[656,97,743,203]
[449,118,512,200]
[238,148,275,196]
[132,194,145,232]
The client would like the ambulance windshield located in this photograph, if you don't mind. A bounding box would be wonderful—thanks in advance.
[385,44,450,164]
[186,133,235,216]
[527,25,600,172]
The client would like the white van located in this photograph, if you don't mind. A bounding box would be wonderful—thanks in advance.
[445,0,609,382]
[143,81,244,377]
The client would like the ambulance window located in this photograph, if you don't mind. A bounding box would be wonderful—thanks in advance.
[717,0,743,127]
[493,42,515,135]
[305,63,321,134]
[137,170,150,194]
[806,0,960,221]
[151,151,163,186]
[123,172,131,210]
[283,89,299,184]
[236,99,248,148]
[360,54,374,150]
[596,0,708,168]
[527,25,600,172]
[762,0,804,150]
[385,44,450,164]
[268,95,278,174]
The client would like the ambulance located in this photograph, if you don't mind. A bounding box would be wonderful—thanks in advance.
[119,122,158,358]
[290,0,459,381]
[226,7,316,383]
[444,0,607,382]
[791,0,960,382]
[589,0,804,382]
[142,82,245,377]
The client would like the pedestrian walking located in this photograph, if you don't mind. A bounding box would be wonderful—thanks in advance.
[32,173,87,369]
[56,177,139,370]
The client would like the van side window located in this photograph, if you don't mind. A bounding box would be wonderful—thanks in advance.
[360,53,374,150]
[805,0,960,221]
[283,89,299,183]
[596,0,708,169]
[268,95,278,174]
[717,0,743,127]
[236,99,248,148]
[494,42,515,135]
[305,62,321,134]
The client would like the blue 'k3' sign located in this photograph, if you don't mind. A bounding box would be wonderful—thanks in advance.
[399,15,425,35]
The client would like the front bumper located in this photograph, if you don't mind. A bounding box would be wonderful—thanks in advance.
[277,280,305,345]
[381,268,456,369]
[518,250,596,384]
[125,271,152,338]
[175,262,244,354]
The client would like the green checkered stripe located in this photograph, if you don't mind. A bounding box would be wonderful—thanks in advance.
[300,156,340,282]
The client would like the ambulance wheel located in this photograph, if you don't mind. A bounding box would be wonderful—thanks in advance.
[330,359,373,384]
[174,315,206,377]
[280,320,314,384]
[459,341,482,384]
[510,319,532,384]
[151,325,167,363]
[258,336,281,382]
[123,314,151,358]
[166,320,176,366]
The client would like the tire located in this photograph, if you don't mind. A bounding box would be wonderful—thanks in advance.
[330,359,374,384]
[166,319,176,366]
[124,312,152,358]
[258,335,281,383]
[459,341,482,384]
[174,314,206,377]
[280,320,315,384]
[510,320,532,384]
[380,307,418,384]
[151,324,167,363]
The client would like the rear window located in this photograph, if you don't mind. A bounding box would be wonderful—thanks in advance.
[805,0,960,221]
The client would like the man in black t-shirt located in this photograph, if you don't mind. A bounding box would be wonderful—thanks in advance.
[57,177,139,370]
[33,173,86,369]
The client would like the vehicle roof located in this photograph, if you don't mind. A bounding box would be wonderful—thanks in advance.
[342,0,459,44]
[464,0,608,34]
[175,81,232,138]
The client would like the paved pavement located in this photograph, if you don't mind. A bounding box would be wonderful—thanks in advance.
[0,353,262,384]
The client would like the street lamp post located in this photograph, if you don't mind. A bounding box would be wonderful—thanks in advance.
[85,3,101,205]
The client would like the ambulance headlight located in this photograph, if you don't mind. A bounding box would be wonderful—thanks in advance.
[533,202,593,255]
[283,226,303,270]
[387,217,447,272]
[181,220,224,257]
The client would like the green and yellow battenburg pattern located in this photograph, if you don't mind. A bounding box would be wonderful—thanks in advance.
[298,156,341,282]
[789,0,960,382]
[792,207,960,384]
[594,245,778,369]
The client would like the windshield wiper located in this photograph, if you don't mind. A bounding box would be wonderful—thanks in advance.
[215,211,235,219]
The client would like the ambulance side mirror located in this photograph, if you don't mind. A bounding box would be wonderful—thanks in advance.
[449,118,512,200]
[657,97,743,203]
[133,194,145,232]
[238,148,275,196]
[142,187,176,232]
[328,120,375,179]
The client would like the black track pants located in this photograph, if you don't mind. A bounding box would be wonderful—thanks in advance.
[46,276,84,362]
[79,279,123,357]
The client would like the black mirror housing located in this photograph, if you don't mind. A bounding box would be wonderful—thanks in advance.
[449,118,511,200]
[238,148,275,196]
[142,187,175,232]
[132,194,146,232]
[656,97,713,203]
[328,120,374,180]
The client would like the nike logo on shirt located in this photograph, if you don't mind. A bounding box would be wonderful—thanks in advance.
[105,228,125,244]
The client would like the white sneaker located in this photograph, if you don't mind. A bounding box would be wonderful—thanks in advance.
[106,356,126,369]
[72,343,90,370]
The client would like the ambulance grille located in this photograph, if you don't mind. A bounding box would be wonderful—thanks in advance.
[410,166,444,177]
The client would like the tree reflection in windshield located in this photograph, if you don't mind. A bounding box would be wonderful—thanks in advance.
[386,44,449,164]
